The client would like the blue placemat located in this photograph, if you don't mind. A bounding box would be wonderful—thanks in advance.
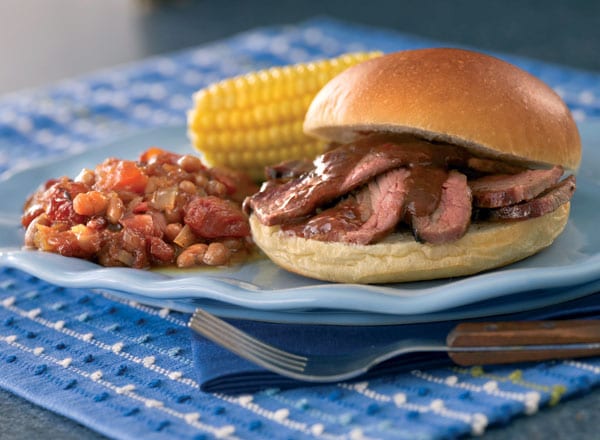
[1,17,600,440]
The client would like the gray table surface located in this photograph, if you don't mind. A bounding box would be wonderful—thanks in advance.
[1,1,599,439]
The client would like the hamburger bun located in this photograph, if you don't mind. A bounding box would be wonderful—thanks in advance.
[249,48,581,283]
[304,48,581,171]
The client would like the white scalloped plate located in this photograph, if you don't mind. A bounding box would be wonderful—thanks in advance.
[1,122,599,325]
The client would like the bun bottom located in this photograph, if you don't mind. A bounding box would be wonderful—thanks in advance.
[249,203,570,284]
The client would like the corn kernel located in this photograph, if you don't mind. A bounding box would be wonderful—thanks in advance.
[205,133,218,150]
[245,131,259,149]
[268,126,282,145]
[218,132,232,149]
[228,110,242,129]
[231,131,245,148]
[215,112,228,130]
[257,132,271,150]
[252,106,267,127]
[241,111,254,129]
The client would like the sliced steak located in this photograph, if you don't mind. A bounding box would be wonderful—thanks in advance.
[342,168,411,245]
[247,140,468,225]
[410,171,472,244]
[484,175,576,221]
[466,157,527,175]
[282,196,367,242]
[340,141,466,192]
[470,165,563,208]
[247,145,363,226]
[265,159,314,180]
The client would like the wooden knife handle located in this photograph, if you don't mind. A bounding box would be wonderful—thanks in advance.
[446,320,600,366]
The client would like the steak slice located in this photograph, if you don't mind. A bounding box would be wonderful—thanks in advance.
[248,140,468,226]
[342,168,411,245]
[410,171,472,244]
[470,165,564,208]
[281,196,367,242]
[484,175,576,221]
[247,145,365,226]
[282,168,411,244]
[404,166,448,217]
[265,159,314,180]
[340,141,465,193]
[466,157,527,175]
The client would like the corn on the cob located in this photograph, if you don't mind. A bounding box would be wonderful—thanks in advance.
[187,51,382,181]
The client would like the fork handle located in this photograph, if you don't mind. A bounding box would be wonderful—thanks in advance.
[446,320,600,366]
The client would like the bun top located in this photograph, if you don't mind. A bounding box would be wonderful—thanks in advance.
[304,48,581,170]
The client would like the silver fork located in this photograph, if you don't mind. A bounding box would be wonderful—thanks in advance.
[189,308,600,383]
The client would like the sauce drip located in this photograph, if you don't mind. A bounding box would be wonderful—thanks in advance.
[404,165,448,217]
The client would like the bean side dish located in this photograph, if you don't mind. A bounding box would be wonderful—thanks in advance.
[21,148,259,269]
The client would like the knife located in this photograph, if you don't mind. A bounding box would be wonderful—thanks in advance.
[446,320,600,365]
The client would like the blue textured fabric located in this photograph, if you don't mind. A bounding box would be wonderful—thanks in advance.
[1,17,600,440]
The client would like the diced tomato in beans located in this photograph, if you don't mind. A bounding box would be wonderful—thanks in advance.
[95,159,149,193]
[21,148,259,269]
[22,179,89,227]
[139,146,181,164]
[184,196,250,239]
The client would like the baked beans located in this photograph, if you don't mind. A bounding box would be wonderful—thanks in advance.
[22,147,259,269]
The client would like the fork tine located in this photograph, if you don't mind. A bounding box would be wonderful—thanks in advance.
[191,316,306,371]
[189,309,308,372]
[191,318,307,373]
[190,318,307,374]
[192,309,306,363]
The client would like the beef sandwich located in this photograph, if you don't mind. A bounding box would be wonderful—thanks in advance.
[244,48,581,283]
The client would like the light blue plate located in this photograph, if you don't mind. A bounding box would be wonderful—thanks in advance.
[1,122,599,325]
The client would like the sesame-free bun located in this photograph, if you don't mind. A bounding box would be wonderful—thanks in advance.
[304,48,581,171]
[250,203,570,284]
